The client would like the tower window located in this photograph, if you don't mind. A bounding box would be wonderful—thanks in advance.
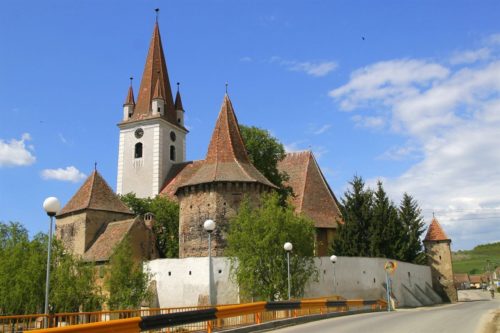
[170,145,176,161]
[135,142,143,158]
[158,107,161,114]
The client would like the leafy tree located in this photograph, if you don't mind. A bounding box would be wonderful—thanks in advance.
[333,176,373,257]
[240,125,293,204]
[398,193,426,263]
[50,242,104,312]
[226,193,317,301]
[106,236,151,310]
[0,222,103,315]
[120,193,179,258]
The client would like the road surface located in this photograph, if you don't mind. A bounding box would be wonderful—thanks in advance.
[272,290,499,333]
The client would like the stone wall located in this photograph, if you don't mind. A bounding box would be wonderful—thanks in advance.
[55,210,135,256]
[177,182,267,258]
[424,240,458,302]
[145,256,442,308]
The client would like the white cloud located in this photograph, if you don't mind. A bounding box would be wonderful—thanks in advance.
[450,48,491,65]
[331,48,500,249]
[240,56,253,62]
[0,133,36,167]
[270,57,338,77]
[313,124,332,135]
[288,61,338,77]
[284,142,304,153]
[58,133,68,144]
[41,166,86,183]
[351,115,385,129]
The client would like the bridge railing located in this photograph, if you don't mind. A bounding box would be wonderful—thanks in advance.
[26,297,387,332]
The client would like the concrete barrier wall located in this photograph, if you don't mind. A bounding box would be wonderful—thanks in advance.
[145,256,440,308]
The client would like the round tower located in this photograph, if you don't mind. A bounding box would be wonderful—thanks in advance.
[423,216,458,302]
[175,94,276,258]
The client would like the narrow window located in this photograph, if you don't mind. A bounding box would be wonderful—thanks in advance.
[157,107,161,114]
[135,142,143,158]
[170,145,176,161]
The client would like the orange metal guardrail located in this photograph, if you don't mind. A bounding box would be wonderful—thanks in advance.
[11,297,387,333]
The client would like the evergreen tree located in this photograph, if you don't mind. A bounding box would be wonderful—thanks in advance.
[398,193,426,263]
[333,176,373,257]
[106,237,151,310]
[226,193,317,301]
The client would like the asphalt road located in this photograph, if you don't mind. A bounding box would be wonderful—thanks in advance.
[272,291,500,333]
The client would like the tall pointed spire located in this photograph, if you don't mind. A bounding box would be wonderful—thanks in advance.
[424,216,450,241]
[205,94,250,164]
[174,83,184,111]
[132,22,175,122]
[124,78,135,106]
[177,94,276,189]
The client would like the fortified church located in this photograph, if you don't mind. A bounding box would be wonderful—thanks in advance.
[55,21,342,262]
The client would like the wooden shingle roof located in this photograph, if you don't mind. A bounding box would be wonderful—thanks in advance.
[278,151,343,228]
[58,170,133,217]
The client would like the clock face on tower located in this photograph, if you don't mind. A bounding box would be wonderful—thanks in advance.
[135,128,144,139]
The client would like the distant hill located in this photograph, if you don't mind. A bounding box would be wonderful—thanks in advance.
[452,242,500,274]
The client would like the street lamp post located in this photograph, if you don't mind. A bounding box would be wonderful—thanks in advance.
[284,242,293,300]
[330,255,337,295]
[42,197,60,328]
[204,219,216,306]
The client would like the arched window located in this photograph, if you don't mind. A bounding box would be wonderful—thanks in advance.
[170,145,176,161]
[135,142,143,158]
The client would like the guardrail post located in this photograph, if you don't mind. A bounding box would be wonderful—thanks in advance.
[255,312,261,324]
[207,320,212,333]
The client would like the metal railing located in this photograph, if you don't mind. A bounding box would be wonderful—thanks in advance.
[25,297,387,333]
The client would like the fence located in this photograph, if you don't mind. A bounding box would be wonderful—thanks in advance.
[26,297,387,333]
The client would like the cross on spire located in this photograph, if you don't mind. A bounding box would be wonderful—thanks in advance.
[225,82,228,94]
[155,8,159,22]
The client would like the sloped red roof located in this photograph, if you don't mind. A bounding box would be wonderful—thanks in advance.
[124,85,135,106]
[58,170,133,217]
[278,151,342,228]
[469,274,484,284]
[129,22,176,124]
[82,218,137,262]
[454,273,470,283]
[175,90,184,111]
[424,217,450,241]
[177,95,276,190]
[159,161,204,200]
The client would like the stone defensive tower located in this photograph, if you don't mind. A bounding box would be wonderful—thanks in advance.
[423,216,458,302]
[175,95,276,258]
[117,22,187,198]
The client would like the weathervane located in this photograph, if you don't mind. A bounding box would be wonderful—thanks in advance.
[155,8,160,22]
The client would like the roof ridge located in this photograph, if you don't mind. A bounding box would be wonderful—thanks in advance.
[298,152,311,210]
[85,171,97,208]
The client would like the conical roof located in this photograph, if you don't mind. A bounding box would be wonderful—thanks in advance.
[131,22,175,123]
[177,94,276,189]
[175,90,184,111]
[424,217,450,241]
[124,85,135,106]
[58,170,133,217]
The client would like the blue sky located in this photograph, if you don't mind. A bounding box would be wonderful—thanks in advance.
[1,0,500,250]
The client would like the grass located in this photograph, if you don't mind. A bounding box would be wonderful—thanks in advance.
[452,242,500,274]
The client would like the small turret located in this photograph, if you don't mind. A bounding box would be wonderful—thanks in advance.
[152,76,165,116]
[123,77,135,121]
[175,82,184,126]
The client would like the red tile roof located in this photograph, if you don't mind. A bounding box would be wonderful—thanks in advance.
[58,171,133,217]
[424,217,450,241]
[177,95,276,190]
[124,85,135,106]
[454,273,470,283]
[130,22,176,124]
[159,161,204,200]
[82,218,136,262]
[278,151,343,228]
[152,76,164,99]
[175,90,184,111]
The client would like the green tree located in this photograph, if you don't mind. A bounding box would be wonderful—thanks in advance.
[50,242,104,312]
[398,193,426,263]
[333,176,373,257]
[106,237,151,310]
[226,193,317,301]
[240,125,293,204]
[120,193,179,258]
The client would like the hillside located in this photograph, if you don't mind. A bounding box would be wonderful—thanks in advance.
[452,242,500,274]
